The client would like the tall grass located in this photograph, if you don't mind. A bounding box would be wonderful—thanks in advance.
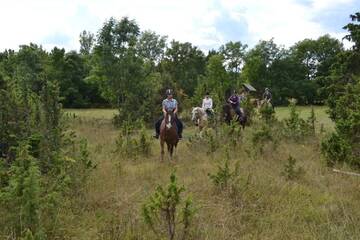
[46,107,360,240]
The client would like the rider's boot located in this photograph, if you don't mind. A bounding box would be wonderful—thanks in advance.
[153,132,159,139]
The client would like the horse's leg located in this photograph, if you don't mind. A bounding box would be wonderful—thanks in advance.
[241,116,247,129]
[199,124,203,138]
[167,143,171,161]
[169,145,174,160]
[160,139,164,162]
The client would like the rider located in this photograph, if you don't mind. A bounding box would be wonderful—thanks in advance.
[239,90,247,104]
[228,90,242,120]
[202,92,213,117]
[263,88,272,103]
[154,89,183,139]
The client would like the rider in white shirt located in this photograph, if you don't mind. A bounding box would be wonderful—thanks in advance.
[202,92,213,116]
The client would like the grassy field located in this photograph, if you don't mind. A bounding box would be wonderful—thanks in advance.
[60,106,360,240]
[66,105,334,130]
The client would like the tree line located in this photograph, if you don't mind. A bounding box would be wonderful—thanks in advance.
[0,16,347,123]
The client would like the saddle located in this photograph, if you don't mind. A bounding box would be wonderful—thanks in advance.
[205,109,214,117]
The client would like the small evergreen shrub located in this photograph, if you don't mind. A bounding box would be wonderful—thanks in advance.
[283,100,313,140]
[114,120,152,159]
[1,143,43,238]
[251,124,275,153]
[259,102,275,123]
[187,128,220,155]
[281,155,305,180]
[204,129,220,155]
[208,149,240,190]
[142,172,196,240]
[321,133,352,166]
[220,121,243,149]
[136,122,152,156]
[307,106,316,135]
[322,80,360,167]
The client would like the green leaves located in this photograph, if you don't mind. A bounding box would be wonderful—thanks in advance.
[281,155,305,181]
[142,172,195,240]
[322,13,360,166]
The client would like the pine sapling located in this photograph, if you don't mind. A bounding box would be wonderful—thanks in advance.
[142,172,195,240]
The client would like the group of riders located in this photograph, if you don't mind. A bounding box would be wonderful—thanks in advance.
[154,88,273,140]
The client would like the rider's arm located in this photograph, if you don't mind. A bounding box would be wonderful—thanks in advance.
[173,100,178,114]
[202,99,205,109]
[162,106,167,115]
[209,99,213,109]
[162,100,167,115]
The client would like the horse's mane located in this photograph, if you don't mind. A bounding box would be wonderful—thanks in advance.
[192,106,205,114]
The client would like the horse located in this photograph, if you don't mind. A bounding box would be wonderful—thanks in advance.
[191,107,208,135]
[256,99,273,115]
[159,110,179,161]
[257,99,273,110]
[222,103,247,129]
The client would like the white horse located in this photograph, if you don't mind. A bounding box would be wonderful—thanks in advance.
[191,107,208,135]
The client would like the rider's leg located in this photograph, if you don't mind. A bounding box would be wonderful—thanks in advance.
[175,116,183,139]
[235,106,242,119]
[154,116,163,138]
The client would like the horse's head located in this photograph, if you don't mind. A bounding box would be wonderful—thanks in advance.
[192,107,206,126]
[191,107,201,122]
[164,110,175,129]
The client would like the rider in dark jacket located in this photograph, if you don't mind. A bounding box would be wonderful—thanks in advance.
[228,90,242,119]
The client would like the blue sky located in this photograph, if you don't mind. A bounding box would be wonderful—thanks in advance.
[0,0,358,51]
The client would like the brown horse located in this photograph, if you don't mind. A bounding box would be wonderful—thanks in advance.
[222,103,247,129]
[160,111,179,161]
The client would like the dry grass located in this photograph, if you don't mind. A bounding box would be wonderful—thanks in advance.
[60,107,360,240]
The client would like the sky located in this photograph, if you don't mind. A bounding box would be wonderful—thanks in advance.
[0,0,358,52]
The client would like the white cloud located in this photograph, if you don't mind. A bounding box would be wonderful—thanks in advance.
[219,0,354,47]
[0,0,355,52]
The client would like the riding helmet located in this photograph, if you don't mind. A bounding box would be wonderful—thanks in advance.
[166,89,173,96]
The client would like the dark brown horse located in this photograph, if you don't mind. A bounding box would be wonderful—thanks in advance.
[160,111,179,161]
[222,103,247,129]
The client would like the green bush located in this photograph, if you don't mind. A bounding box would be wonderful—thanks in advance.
[1,143,43,237]
[281,155,305,180]
[137,122,152,156]
[322,78,360,167]
[283,100,313,140]
[204,129,220,155]
[208,149,240,190]
[142,172,196,240]
[259,102,275,123]
[252,124,275,154]
[219,121,243,149]
[187,128,220,156]
[307,106,316,135]
[114,120,152,159]
[321,133,352,166]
